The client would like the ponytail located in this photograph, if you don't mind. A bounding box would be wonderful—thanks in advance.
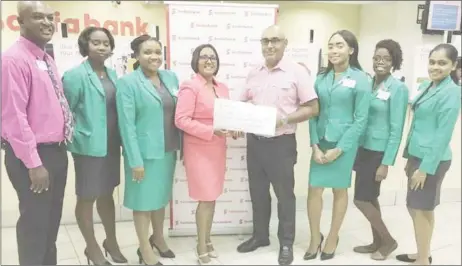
[450,70,459,85]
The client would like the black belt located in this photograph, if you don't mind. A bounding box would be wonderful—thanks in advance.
[1,140,64,149]
[249,133,295,140]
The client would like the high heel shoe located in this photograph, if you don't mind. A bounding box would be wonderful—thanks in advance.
[149,235,176,258]
[84,248,112,265]
[303,233,324,260]
[195,247,212,265]
[102,239,128,263]
[320,237,339,261]
[137,248,163,265]
[206,242,218,258]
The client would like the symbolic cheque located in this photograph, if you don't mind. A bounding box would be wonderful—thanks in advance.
[213,99,277,137]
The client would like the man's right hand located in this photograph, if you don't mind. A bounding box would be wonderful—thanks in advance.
[28,165,50,193]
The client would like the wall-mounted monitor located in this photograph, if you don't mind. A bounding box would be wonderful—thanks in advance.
[421,0,461,35]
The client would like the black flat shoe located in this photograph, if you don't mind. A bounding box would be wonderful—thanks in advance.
[396,254,433,264]
[237,237,270,253]
[320,237,339,261]
[278,246,293,265]
[137,248,163,265]
[102,239,128,263]
[149,235,176,258]
[303,233,324,260]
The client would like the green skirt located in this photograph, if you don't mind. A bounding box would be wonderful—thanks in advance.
[309,140,358,188]
[123,152,176,211]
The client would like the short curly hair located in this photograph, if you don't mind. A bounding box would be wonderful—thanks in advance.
[78,27,115,57]
[375,39,403,71]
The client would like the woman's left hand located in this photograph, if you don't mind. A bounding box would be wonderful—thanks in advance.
[324,148,342,163]
[410,169,427,190]
[230,131,244,139]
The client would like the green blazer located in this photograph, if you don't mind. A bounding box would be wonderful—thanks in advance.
[404,76,461,175]
[62,60,118,156]
[309,67,372,152]
[361,75,409,165]
[116,68,180,169]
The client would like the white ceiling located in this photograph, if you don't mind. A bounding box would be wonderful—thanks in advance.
[311,1,389,4]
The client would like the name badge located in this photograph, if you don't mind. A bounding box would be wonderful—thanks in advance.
[36,60,48,71]
[342,79,356,88]
[377,90,391,100]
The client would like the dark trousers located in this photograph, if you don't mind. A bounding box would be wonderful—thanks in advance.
[246,133,297,246]
[4,143,68,265]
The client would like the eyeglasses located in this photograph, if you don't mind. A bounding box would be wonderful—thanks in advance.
[260,38,284,46]
[372,56,392,63]
[199,55,217,62]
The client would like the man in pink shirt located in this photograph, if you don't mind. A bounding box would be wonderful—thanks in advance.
[236,25,319,265]
[1,1,73,265]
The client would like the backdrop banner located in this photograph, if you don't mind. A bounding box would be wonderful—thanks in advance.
[165,1,278,237]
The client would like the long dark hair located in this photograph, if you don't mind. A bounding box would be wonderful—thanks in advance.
[130,34,161,70]
[322,30,362,77]
[429,43,459,84]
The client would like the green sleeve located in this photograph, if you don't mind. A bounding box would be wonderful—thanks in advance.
[419,89,461,175]
[337,74,372,152]
[62,71,82,112]
[382,83,409,165]
[116,78,143,169]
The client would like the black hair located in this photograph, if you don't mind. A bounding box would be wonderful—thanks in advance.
[457,57,461,69]
[375,39,403,71]
[322,30,362,77]
[78,27,115,57]
[190,44,220,76]
[429,43,459,84]
[130,34,162,70]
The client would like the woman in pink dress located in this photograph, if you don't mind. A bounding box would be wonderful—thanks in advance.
[175,44,240,265]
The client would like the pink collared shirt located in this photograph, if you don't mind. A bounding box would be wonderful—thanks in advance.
[239,58,318,135]
[1,37,65,168]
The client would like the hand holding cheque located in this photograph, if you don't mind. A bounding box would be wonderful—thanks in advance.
[213,99,278,137]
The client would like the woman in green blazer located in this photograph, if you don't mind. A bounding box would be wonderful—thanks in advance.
[116,34,181,265]
[305,30,372,261]
[62,27,126,265]
[352,39,408,260]
[396,44,461,265]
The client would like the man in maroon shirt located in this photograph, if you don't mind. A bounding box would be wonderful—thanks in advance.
[1,1,73,265]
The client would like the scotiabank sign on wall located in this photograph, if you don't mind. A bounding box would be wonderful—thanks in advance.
[1,12,149,36]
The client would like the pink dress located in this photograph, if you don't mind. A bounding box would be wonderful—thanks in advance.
[174,74,229,201]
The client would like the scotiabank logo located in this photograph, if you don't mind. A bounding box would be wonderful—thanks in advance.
[243,36,261,43]
[208,36,236,42]
[225,74,247,80]
[239,219,253,224]
[190,22,218,28]
[171,60,190,67]
[226,23,253,30]
[171,8,200,15]
[244,11,272,17]
[226,49,252,55]
[1,12,148,36]
[172,35,200,41]
[243,62,260,68]
[208,9,237,16]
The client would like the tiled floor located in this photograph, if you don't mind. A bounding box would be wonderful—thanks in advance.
[2,202,461,265]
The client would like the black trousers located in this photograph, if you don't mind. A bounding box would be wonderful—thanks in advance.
[246,133,297,246]
[4,143,68,265]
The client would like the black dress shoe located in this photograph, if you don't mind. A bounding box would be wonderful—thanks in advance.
[236,237,270,253]
[396,254,433,264]
[278,246,293,265]
[320,237,339,261]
